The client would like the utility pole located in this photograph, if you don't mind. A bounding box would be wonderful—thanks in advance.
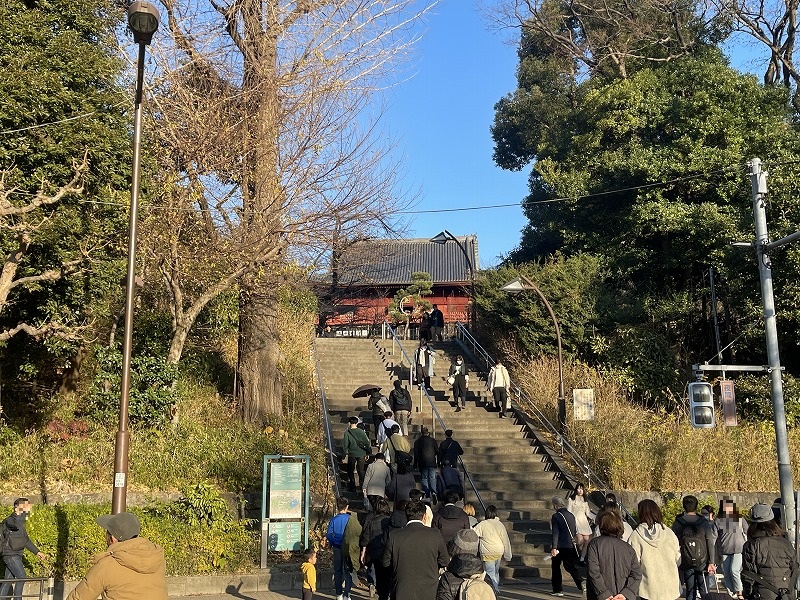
[750,158,796,544]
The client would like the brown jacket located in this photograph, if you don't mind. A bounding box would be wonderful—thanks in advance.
[66,537,167,600]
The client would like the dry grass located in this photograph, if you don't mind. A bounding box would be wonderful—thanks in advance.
[507,350,800,492]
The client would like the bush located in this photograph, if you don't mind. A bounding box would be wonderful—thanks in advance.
[9,500,258,579]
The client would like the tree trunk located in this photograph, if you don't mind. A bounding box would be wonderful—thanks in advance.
[237,279,282,422]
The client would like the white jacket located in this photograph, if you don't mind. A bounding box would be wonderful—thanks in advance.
[486,364,510,390]
[628,523,681,600]
[473,517,512,561]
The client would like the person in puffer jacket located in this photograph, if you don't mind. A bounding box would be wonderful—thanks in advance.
[628,499,680,600]
[742,503,797,600]
[432,491,470,549]
[436,553,485,600]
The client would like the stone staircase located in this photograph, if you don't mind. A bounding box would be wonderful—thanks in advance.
[315,336,569,580]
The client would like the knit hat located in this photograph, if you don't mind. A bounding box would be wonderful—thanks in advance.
[750,503,774,523]
[96,512,141,541]
[449,528,479,556]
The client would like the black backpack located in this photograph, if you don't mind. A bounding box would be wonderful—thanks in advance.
[677,516,708,569]
[392,389,411,410]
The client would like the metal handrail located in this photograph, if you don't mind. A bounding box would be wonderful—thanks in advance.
[454,322,633,521]
[311,339,342,501]
[384,322,486,512]
[0,577,49,600]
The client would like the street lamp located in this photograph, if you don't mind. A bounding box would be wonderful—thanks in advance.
[500,274,566,431]
[112,1,160,515]
[430,230,476,332]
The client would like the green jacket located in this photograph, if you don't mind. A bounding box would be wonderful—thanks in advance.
[343,511,363,569]
[342,427,370,458]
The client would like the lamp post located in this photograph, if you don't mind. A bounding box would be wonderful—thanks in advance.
[430,230,476,332]
[500,274,566,431]
[112,1,160,515]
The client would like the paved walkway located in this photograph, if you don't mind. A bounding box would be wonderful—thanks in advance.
[173,577,581,600]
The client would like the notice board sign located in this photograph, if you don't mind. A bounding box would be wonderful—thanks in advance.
[261,455,310,566]
[573,389,595,421]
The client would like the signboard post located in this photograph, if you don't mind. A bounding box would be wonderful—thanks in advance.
[573,389,595,421]
[261,455,310,568]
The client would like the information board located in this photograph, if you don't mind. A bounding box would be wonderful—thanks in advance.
[261,455,309,565]
[573,388,596,421]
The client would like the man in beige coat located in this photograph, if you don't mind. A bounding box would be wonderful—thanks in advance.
[66,512,167,600]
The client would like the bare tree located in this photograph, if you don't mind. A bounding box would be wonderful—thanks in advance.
[489,0,716,79]
[0,156,89,342]
[142,0,431,421]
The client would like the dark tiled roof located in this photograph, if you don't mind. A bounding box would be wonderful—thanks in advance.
[336,236,479,286]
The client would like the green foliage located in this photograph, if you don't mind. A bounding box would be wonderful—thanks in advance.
[85,345,179,428]
[660,495,716,527]
[169,482,235,530]
[387,271,434,324]
[734,374,800,426]
[6,502,257,579]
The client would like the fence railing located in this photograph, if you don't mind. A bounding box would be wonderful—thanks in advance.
[311,340,342,501]
[0,577,50,600]
[383,322,486,513]
[454,322,632,521]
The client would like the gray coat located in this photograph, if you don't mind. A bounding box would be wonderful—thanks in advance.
[586,535,641,600]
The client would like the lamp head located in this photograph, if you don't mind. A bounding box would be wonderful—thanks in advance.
[500,277,527,294]
[128,1,160,45]
[429,231,452,245]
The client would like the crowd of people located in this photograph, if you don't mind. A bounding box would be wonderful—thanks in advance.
[549,489,797,600]
[328,417,514,600]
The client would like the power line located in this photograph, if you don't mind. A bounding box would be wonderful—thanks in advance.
[0,101,129,136]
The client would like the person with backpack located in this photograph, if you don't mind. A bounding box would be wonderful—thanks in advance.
[628,499,681,600]
[438,430,464,468]
[672,495,716,600]
[389,381,413,436]
[327,497,354,600]
[368,390,390,446]
[0,498,47,600]
[342,416,372,493]
[432,491,471,550]
[360,497,393,600]
[742,503,797,600]
[585,509,641,600]
[382,424,412,468]
[435,553,492,600]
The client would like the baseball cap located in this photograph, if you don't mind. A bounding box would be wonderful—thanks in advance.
[96,512,141,541]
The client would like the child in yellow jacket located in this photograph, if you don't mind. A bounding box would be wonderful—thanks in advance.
[301,548,317,600]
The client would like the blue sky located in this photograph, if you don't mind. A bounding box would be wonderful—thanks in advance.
[384,1,768,268]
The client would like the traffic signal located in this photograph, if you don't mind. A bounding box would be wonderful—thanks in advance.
[688,381,715,428]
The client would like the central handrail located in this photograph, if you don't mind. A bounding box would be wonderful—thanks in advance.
[383,322,486,513]
[454,322,633,522]
[311,339,342,501]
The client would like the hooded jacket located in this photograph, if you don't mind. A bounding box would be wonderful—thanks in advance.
[436,553,485,600]
[66,537,167,600]
[432,505,470,546]
[628,523,681,600]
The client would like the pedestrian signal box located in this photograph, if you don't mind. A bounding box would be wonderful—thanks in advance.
[688,381,715,428]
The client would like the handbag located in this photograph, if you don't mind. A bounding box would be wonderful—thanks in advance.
[447,375,455,385]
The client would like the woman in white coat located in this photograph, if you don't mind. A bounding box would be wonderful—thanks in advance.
[628,499,681,600]
[567,483,594,560]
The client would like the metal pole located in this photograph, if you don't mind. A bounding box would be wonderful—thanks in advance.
[750,157,795,543]
[709,267,725,379]
[520,274,566,430]
[443,231,476,333]
[112,41,147,514]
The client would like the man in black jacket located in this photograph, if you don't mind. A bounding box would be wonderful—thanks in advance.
[432,491,470,551]
[672,495,716,600]
[437,430,463,468]
[413,428,439,503]
[382,500,449,600]
[0,498,47,600]
[550,496,584,597]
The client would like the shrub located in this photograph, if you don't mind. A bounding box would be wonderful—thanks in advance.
[9,501,258,579]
